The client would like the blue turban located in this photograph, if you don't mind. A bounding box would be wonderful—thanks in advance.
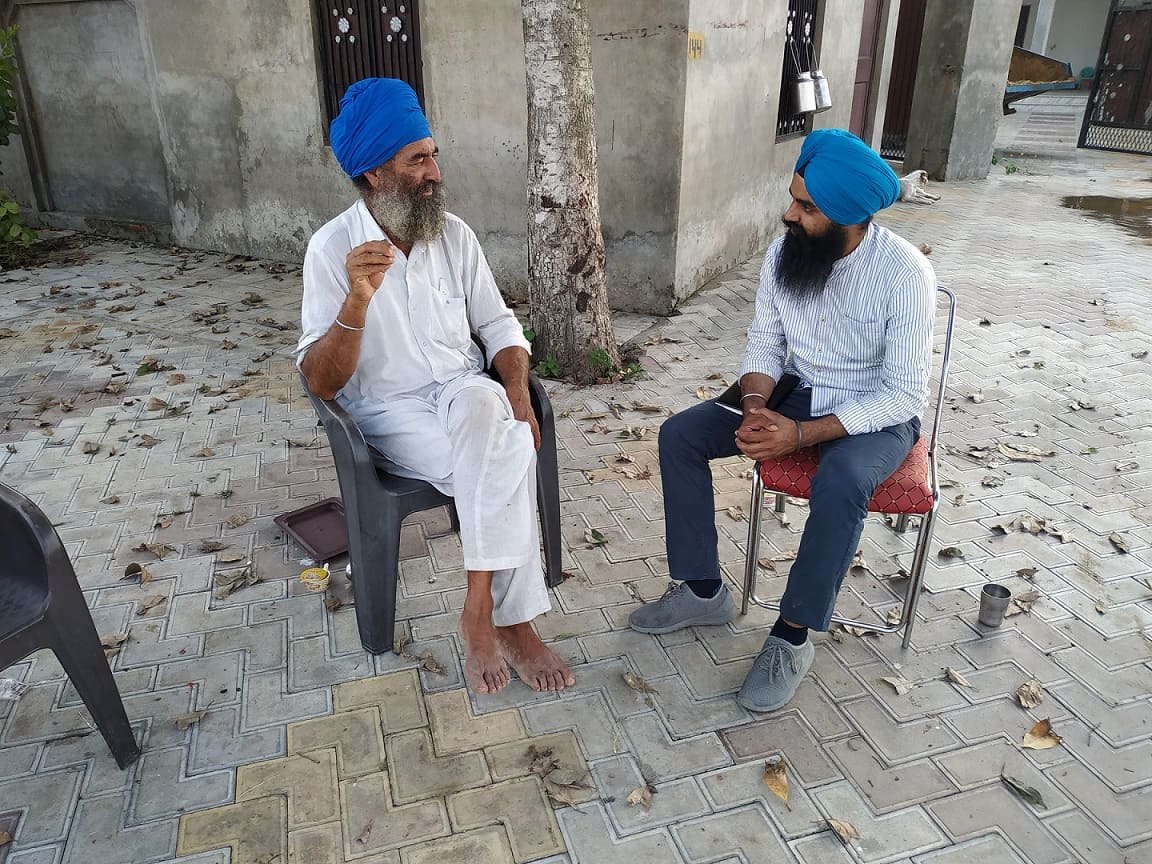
[795,129,900,226]
[330,78,432,179]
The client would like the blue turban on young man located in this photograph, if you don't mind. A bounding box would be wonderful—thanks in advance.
[795,129,901,226]
[330,78,431,179]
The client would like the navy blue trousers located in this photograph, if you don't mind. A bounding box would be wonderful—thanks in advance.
[659,387,918,630]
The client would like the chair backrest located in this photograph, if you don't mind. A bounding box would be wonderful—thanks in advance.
[0,482,59,601]
[925,286,957,503]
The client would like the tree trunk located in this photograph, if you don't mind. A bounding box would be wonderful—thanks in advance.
[521,0,620,384]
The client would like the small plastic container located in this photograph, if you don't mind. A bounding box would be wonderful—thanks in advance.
[300,563,330,592]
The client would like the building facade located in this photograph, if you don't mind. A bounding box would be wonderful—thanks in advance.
[0,0,1008,313]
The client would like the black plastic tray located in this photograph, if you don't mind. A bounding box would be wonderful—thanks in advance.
[273,497,348,561]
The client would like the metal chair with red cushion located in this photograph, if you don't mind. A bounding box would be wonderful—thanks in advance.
[740,286,956,648]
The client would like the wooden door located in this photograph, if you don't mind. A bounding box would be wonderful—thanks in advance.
[850,0,884,137]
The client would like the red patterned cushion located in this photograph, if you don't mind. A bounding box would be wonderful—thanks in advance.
[757,437,934,515]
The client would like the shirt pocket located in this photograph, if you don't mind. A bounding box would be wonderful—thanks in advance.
[829,308,886,367]
[430,278,471,349]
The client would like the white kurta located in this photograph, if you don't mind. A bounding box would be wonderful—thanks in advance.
[297,201,549,625]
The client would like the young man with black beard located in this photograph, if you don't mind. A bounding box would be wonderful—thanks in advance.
[298,77,574,696]
[631,129,935,712]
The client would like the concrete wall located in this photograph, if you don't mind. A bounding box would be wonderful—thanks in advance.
[1046,0,1109,77]
[904,0,1019,181]
[423,0,689,313]
[674,0,866,302]
[136,0,348,259]
[11,1,169,223]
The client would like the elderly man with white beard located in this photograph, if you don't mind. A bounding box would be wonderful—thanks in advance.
[297,77,574,696]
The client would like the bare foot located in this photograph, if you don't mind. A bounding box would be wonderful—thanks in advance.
[461,611,510,694]
[496,622,576,691]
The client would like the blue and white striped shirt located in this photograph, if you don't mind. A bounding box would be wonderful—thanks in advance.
[739,223,936,436]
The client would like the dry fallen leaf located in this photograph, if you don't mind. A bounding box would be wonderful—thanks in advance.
[213,564,259,599]
[174,710,207,730]
[879,675,914,696]
[1021,718,1062,750]
[945,667,973,688]
[136,594,168,616]
[198,540,227,553]
[324,596,344,612]
[1108,533,1130,554]
[623,671,658,694]
[136,434,161,449]
[1000,771,1046,808]
[1015,567,1038,580]
[155,514,174,530]
[132,542,175,560]
[193,447,215,458]
[626,785,655,811]
[121,562,153,586]
[1015,679,1044,709]
[584,527,607,546]
[0,830,11,847]
[167,373,186,386]
[826,818,861,843]
[726,505,746,521]
[763,757,791,811]
[217,551,246,564]
[100,632,129,658]
[968,390,985,404]
[937,546,965,559]
[82,441,100,455]
[1114,461,1139,472]
[146,397,169,411]
[355,818,374,845]
[998,442,1055,462]
[885,606,903,626]
[100,495,121,505]
[226,513,249,529]
[982,474,1005,488]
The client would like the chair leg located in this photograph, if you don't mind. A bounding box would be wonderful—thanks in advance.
[894,514,911,533]
[47,606,140,769]
[448,503,461,535]
[774,493,787,514]
[900,509,938,649]
[535,433,565,589]
[351,514,403,655]
[742,473,766,616]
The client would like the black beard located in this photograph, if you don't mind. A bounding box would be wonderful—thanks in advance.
[364,176,446,244]
[774,220,848,297]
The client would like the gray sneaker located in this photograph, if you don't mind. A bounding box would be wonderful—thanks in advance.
[736,636,815,712]
[628,582,737,634]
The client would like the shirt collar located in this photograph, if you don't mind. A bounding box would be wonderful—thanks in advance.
[831,221,876,274]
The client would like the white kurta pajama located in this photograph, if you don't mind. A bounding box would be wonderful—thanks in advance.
[297,200,550,626]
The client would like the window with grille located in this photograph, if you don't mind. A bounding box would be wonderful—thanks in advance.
[776,0,821,139]
[315,1,425,130]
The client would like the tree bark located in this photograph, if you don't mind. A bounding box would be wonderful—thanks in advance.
[521,0,620,384]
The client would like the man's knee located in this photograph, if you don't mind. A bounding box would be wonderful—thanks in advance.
[449,384,510,426]
[810,455,874,507]
[658,409,696,458]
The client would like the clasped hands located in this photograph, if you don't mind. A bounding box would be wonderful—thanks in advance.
[736,407,801,462]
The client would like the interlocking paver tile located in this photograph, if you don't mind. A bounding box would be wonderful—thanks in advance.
[132,748,232,822]
[399,827,514,864]
[810,782,948,861]
[287,706,385,778]
[340,770,449,856]
[673,805,797,863]
[621,714,730,783]
[590,754,709,835]
[719,714,839,785]
[288,821,400,864]
[333,669,427,731]
[425,689,525,755]
[484,731,594,806]
[177,795,286,864]
[236,749,339,828]
[1046,762,1152,845]
[927,786,1073,864]
[556,803,681,863]
[386,728,490,803]
[448,777,564,862]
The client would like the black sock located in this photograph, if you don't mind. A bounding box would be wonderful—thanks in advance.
[770,618,808,646]
[685,579,722,599]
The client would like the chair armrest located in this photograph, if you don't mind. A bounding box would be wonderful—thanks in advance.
[298,372,377,476]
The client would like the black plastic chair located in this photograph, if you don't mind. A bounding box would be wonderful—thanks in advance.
[0,482,140,768]
[300,371,564,655]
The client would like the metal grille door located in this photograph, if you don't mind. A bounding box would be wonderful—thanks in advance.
[315,1,425,127]
[1079,0,1152,155]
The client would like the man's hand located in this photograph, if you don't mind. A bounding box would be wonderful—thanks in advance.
[505,385,541,451]
[345,241,395,297]
[736,408,799,461]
